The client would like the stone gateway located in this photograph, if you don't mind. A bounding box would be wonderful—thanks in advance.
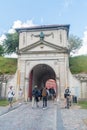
[15,24,70,101]
[11,24,86,101]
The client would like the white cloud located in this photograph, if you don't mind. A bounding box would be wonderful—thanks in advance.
[82,31,87,44]
[74,29,87,56]
[0,19,36,44]
[0,19,36,58]
[8,20,36,34]
[12,20,36,29]
[5,53,18,58]
[0,34,6,45]
[8,28,16,34]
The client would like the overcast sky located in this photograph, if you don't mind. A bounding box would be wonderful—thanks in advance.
[0,0,87,57]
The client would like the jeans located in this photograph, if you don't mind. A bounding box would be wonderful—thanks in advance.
[43,96,47,107]
[32,96,39,107]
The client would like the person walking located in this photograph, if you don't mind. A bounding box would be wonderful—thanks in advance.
[32,85,39,108]
[42,87,48,109]
[7,86,15,108]
[49,88,56,101]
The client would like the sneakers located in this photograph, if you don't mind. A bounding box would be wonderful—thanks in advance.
[43,107,47,109]
[19,103,22,105]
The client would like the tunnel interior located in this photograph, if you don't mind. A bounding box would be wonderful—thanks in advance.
[31,64,56,90]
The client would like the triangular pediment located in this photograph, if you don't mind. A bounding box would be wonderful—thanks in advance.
[19,40,68,54]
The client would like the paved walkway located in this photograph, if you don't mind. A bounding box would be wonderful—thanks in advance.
[0,100,87,130]
[0,101,22,116]
[57,100,87,130]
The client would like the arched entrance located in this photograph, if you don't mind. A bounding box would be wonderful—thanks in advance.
[28,64,57,100]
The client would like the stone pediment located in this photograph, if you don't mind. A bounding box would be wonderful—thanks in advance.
[19,40,68,54]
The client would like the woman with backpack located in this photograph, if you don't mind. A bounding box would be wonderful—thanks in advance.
[42,87,48,109]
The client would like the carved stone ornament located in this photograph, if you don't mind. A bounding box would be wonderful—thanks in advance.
[31,32,54,40]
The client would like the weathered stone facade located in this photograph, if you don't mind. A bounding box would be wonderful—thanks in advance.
[1,24,87,101]
[74,74,87,99]
[15,24,70,101]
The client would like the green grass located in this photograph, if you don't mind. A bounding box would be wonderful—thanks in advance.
[77,101,87,109]
[0,55,87,75]
[0,56,17,74]
[0,99,9,106]
[69,55,87,74]
[0,99,16,106]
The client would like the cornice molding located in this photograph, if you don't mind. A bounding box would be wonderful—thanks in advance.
[18,39,68,54]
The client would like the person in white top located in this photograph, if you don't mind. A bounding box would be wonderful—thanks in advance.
[18,88,23,104]
[8,86,15,107]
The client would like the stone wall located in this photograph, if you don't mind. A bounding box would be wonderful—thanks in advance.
[0,74,17,99]
[74,73,87,99]
[68,72,87,99]
[0,72,87,100]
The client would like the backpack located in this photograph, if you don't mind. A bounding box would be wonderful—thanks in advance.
[42,88,48,97]
[32,90,35,95]
[38,90,41,97]
[49,88,55,94]
[11,91,15,96]
[65,88,69,94]
[32,89,39,97]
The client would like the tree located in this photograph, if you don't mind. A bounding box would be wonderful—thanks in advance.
[0,45,4,56]
[3,32,19,54]
[68,34,82,55]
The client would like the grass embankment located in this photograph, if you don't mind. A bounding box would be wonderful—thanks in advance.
[0,56,17,74]
[0,55,87,75]
[77,101,87,109]
[0,99,16,106]
[0,99,9,106]
[69,55,87,74]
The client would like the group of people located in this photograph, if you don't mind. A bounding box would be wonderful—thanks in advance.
[32,85,56,109]
[7,85,72,109]
[7,85,56,109]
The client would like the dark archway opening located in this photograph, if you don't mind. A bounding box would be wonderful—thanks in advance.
[28,64,57,100]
